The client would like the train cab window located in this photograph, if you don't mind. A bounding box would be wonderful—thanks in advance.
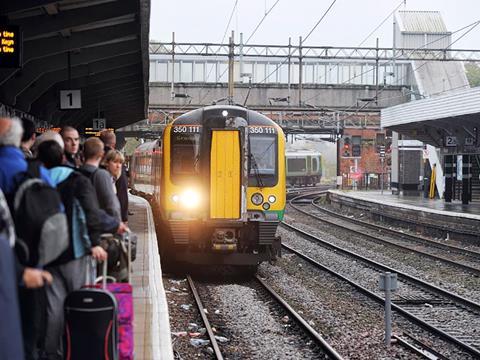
[249,134,278,187]
[171,133,200,182]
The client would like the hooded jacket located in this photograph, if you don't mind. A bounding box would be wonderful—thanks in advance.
[49,166,118,264]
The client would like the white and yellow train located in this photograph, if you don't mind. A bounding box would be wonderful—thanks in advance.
[130,105,286,269]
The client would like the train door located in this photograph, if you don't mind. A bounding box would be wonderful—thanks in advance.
[210,130,241,219]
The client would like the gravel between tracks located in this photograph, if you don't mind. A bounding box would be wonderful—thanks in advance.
[198,281,322,359]
[286,205,480,302]
[278,226,477,359]
[258,256,418,359]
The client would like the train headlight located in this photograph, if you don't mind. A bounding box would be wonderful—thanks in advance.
[251,193,263,206]
[268,195,276,203]
[180,189,201,209]
[262,202,270,210]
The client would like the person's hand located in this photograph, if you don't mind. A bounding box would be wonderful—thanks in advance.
[91,246,108,261]
[23,268,52,288]
[41,270,53,285]
[116,222,129,234]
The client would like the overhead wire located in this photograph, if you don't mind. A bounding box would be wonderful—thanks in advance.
[245,0,281,44]
[332,18,480,123]
[197,0,282,105]
[173,0,240,113]
[303,18,480,111]
[256,0,338,84]
[310,0,407,91]
[302,0,337,44]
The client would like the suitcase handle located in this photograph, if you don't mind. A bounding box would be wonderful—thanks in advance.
[95,258,111,289]
[126,229,132,283]
[86,257,109,288]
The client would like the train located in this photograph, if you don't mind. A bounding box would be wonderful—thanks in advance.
[130,105,286,270]
[285,151,322,186]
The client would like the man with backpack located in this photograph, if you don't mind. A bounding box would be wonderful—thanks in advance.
[0,188,24,360]
[37,139,129,359]
[0,117,64,360]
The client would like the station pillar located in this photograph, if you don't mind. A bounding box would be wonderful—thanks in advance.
[444,155,454,202]
[462,155,471,205]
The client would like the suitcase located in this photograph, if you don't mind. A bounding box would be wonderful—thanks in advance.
[88,232,134,360]
[64,261,118,360]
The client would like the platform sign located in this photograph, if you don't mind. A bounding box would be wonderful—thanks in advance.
[445,136,457,147]
[92,118,106,131]
[60,90,81,109]
[0,25,22,68]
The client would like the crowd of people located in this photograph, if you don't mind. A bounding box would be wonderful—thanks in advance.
[0,116,130,360]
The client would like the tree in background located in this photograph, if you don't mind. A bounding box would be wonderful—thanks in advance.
[465,62,480,87]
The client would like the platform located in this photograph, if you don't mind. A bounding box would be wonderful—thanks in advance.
[128,195,173,359]
[328,190,480,240]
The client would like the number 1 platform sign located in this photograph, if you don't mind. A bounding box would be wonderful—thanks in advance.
[60,90,82,109]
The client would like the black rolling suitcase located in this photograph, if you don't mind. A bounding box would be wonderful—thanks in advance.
[64,261,118,360]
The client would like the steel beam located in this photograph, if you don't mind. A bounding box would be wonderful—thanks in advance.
[1,41,140,106]
[2,0,59,14]
[31,66,142,114]
[15,0,138,40]
[151,41,480,62]
[16,54,141,111]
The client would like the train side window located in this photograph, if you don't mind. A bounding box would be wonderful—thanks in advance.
[287,158,306,172]
[312,157,319,173]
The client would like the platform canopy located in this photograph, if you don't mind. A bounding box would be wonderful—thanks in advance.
[381,87,480,152]
[0,0,150,130]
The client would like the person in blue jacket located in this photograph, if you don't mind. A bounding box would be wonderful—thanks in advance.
[0,188,24,360]
[0,117,53,360]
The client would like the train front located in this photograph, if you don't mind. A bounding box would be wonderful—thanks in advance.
[160,105,285,266]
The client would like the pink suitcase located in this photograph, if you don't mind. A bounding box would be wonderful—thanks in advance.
[87,282,133,360]
[87,232,134,360]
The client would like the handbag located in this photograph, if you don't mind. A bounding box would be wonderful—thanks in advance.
[98,230,136,282]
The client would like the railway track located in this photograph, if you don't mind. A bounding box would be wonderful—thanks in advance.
[289,192,480,276]
[280,222,480,358]
[286,185,332,200]
[187,274,343,359]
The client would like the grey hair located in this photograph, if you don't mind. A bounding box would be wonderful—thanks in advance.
[0,117,23,147]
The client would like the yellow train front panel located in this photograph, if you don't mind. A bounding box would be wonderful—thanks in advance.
[210,130,241,219]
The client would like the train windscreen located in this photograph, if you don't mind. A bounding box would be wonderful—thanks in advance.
[170,132,200,182]
[249,134,277,187]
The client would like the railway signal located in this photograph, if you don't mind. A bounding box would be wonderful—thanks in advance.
[343,136,351,157]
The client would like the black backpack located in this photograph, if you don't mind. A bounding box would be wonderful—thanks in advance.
[11,161,69,267]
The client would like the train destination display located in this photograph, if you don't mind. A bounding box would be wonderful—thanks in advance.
[0,25,21,68]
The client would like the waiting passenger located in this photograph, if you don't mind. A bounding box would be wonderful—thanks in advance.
[60,126,81,168]
[81,137,122,221]
[33,130,65,156]
[103,149,125,189]
[20,117,36,159]
[100,130,129,222]
[0,188,24,360]
[37,140,126,360]
[0,117,54,360]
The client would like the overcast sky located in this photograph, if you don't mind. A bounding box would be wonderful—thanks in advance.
[150,0,480,49]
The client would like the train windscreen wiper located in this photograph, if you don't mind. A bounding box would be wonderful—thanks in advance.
[249,154,264,187]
